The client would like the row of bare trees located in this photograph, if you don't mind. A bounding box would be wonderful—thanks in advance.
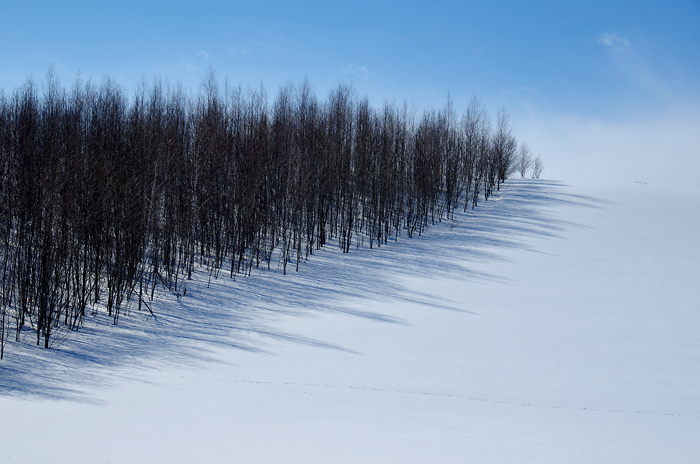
[0,72,538,357]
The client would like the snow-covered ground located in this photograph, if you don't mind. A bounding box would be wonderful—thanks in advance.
[1,178,699,463]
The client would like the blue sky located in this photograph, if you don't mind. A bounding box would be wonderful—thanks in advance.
[2,0,699,183]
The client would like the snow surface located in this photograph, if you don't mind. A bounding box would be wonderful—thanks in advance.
[1,178,699,463]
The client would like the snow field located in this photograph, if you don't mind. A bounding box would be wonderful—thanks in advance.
[1,178,699,463]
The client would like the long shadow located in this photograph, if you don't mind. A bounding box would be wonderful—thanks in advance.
[0,179,604,401]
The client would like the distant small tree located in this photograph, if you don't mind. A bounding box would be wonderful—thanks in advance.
[532,155,544,178]
[517,142,532,178]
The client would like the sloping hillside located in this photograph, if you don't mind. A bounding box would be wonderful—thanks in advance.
[1,178,699,463]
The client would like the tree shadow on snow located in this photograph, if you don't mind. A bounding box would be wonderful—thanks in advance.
[0,178,604,401]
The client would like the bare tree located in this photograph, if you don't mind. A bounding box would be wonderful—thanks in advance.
[517,142,532,178]
[532,155,544,178]
[492,107,518,190]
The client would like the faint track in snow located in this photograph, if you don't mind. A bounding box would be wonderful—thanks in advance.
[130,368,700,421]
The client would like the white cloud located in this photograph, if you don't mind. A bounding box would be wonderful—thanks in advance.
[197,49,210,61]
[598,33,630,53]
[343,63,370,79]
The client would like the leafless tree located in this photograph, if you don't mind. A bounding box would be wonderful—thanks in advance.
[492,107,518,190]
[517,142,532,178]
[532,155,544,178]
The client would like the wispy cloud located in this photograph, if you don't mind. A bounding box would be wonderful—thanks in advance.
[343,63,370,79]
[598,33,630,53]
[226,47,251,58]
[197,49,210,61]
[597,31,682,105]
